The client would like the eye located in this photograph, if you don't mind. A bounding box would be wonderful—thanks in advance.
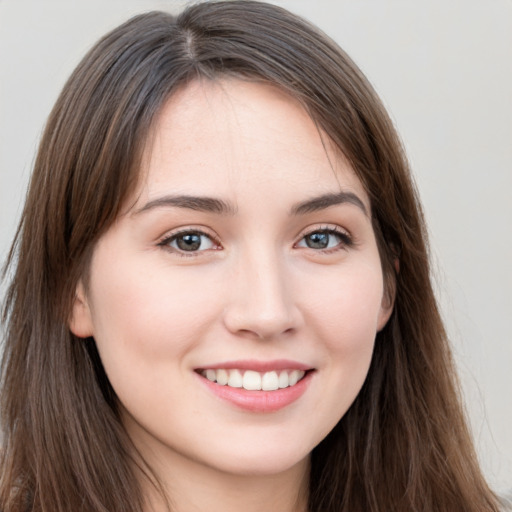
[296,228,352,251]
[159,230,219,254]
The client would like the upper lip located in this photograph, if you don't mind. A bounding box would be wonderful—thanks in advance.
[195,359,313,372]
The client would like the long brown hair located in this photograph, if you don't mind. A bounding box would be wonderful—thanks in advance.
[0,1,501,511]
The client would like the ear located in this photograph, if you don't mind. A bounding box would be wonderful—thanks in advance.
[69,280,94,338]
[377,258,399,331]
[377,295,394,332]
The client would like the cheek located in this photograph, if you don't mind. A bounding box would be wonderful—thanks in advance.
[302,262,383,423]
[85,259,225,426]
[306,261,385,350]
[87,257,223,364]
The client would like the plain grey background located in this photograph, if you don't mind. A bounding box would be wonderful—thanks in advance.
[1,0,511,493]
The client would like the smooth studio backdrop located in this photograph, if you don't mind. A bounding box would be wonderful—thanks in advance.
[1,0,511,494]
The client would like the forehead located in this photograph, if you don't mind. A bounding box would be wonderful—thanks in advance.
[135,78,369,210]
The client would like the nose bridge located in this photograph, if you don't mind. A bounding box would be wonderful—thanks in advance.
[224,242,299,339]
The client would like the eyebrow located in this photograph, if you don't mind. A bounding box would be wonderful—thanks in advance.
[133,195,238,216]
[133,190,368,217]
[291,191,368,216]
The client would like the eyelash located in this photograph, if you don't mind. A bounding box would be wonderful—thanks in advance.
[157,225,353,256]
[295,226,354,253]
[157,229,222,258]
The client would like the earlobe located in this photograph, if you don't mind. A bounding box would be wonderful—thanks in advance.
[377,297,394,332]
[69,281,94,338]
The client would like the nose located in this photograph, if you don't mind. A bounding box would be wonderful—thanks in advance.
[222,249,302,340]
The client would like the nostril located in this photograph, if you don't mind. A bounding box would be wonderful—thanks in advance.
[223,305,301,340]
[233,325,296,341]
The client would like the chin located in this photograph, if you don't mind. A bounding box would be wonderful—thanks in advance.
[199,436,313,477]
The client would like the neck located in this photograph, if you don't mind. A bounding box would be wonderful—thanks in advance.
[139,446,310,512]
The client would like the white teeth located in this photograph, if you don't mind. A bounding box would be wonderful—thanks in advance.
[201,368,306,390]
[243,370,261,390]
[261,371,279,391]
[216,369,229,386]
[289,370,301,386]
[228,369,243,388]
[278,371,289,389]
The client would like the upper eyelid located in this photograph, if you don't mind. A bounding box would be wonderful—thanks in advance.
[296,224,352,239]
[157,226,219,244]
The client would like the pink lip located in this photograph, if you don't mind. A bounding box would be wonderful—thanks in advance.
[196,359,311,372]
[194,361,314,413]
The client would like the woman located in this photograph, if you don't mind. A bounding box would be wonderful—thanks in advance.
[0,1,503,511]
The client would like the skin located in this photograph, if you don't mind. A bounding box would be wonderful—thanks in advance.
[70,79,393,512]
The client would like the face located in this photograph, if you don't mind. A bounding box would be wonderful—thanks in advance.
[70,79,393,479]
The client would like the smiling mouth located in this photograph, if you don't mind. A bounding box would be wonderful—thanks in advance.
[198,368,307,391]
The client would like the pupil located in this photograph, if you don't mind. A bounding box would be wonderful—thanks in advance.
[307,232,328,249]
[177,234,201,251]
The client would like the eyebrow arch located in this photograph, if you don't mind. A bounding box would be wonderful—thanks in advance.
[291,191,368,216]
[133,195,237,216]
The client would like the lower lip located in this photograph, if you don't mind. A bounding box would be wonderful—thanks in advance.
[197,371,313,413]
